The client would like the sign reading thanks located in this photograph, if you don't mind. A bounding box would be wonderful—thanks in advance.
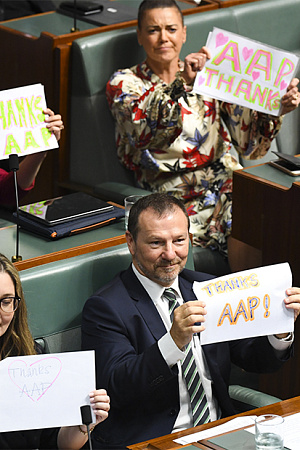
[0,83,58,160]
[193,263,294,345]
[193,28,299,115]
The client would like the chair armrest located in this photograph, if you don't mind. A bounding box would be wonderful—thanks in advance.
[94,182,151,204]
[229,385,281,412]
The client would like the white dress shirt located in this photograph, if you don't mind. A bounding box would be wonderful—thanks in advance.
[131,264,293,432]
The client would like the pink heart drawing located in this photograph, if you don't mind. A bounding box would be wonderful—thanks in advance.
[280,80,288,90]
[242,47,253,61]
[252,71,260,81]
[216,32,228,48]
[197,75,205,86]
[8,357,62,402]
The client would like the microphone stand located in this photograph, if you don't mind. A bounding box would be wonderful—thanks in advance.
[9,154,22,263]
[71,0,80,32]
[80,405,93,450]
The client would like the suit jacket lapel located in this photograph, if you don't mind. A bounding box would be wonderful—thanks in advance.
[179,275,197,302]
[121,266,167,341]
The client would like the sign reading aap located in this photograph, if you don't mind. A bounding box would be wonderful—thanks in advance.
[0,83,58,160]
[193,28,299,115]
[193,263,294,345]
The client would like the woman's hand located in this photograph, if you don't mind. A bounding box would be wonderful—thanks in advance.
[90,389,110,425]
[44,108,64,141]
[280,78,300,115]
[181,46,211,85]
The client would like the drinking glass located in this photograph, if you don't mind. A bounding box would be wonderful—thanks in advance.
[255,414,284,450]
[124,195,143,230]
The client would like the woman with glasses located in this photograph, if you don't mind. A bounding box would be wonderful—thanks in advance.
[0,253,110,449]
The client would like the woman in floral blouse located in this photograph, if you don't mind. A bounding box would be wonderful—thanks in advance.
[106,0,300,270]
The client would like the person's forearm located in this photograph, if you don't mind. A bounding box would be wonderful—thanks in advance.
[57,424,91,450]
[17,152,47,189]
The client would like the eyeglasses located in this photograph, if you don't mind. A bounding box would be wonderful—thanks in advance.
[0,296,21,313]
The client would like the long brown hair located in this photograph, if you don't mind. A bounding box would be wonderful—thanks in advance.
[0,253,36,360]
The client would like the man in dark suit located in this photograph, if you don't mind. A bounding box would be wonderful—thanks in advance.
[82,193,300,449]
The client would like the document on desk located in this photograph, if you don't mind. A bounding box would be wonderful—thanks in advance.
[173,416,257,445]
[245,412,300,450]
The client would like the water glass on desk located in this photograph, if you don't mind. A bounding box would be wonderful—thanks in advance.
[255,414,284,449]
[124,195,143,230]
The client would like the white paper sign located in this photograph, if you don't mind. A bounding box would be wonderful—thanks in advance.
[0,83,58,160]
[0,350,95,432]
[193,263,294,345]
[193,28,299,116]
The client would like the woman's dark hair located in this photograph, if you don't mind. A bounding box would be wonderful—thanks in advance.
[137,0,184,29]
[128,193,190,241]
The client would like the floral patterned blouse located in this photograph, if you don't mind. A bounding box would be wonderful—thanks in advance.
[106,61,282,256]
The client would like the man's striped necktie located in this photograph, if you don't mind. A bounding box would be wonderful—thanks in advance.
[163,287,210,426]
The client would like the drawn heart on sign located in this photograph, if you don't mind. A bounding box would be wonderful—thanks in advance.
[242,47,253,61]
[252,71,260,81]
[280,80,288,90]
[215,32,228,48]
[197,75,205,86]
[8,357,62,402]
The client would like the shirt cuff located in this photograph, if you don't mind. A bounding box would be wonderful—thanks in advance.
[158,332,185,367]
[268,332,294,352]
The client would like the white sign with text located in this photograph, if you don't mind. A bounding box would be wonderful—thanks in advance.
[193,263,294,345]
[0,83,58,160]
[193,28,299,115]
[0,350,95,432]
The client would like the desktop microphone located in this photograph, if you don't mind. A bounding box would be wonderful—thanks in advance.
[9,154,22,263]
[71,0,80,32]
[80,405,93,450]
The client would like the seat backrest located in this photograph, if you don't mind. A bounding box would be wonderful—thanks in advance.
[20,244,131,345]
[233,0,300,58]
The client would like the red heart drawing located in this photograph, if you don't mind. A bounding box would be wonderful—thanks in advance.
[252,71,260,81]
[216,33,229,48]
[8,357,62,402]
[242,47,253,61]
[280,80,288,90]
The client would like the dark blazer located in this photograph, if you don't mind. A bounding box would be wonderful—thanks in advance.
[81,266,290,449]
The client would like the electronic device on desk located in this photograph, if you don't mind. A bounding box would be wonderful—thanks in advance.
[18,192,114,226]
[269,151,300,176]
[58,0,137,26]
[14,192,124,239]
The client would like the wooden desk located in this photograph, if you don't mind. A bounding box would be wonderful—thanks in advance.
[128,396,300,450]
[232,163,300,285]
[231,163,300,400]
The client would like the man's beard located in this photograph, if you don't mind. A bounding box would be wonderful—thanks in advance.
[135,255,185,285]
